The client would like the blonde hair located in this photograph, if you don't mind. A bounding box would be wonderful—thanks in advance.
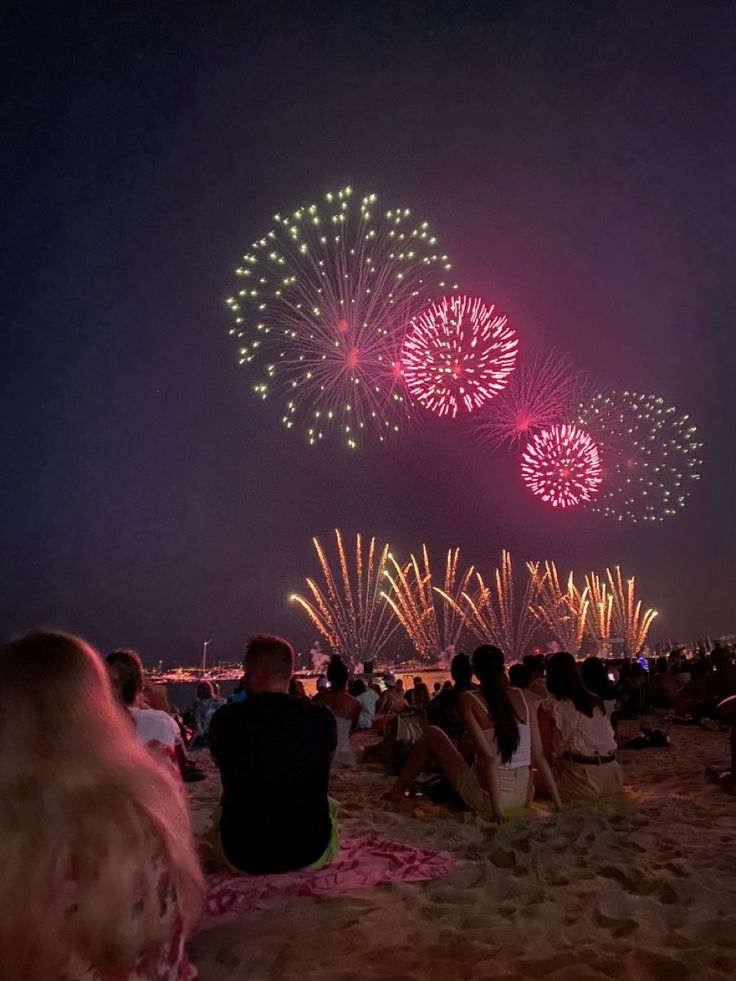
[0,631,204,980]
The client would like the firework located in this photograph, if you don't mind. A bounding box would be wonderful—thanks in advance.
[472,350,580,450]
[584,571,613,641]
[521,423,603,508]
[528,562,589,655]
[226,186,456,449]
[605,566,658,654]
[442,550,541,661]
[382,546,473,661]
[577,390,702,523]
[400,294,518,417]
[290,530,400,666]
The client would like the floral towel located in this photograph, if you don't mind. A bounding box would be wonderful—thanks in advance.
[200,834,461,929]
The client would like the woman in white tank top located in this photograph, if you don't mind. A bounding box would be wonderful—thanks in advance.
[384,646,561,821]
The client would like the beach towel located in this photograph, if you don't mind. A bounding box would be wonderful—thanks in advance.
[199,834,460,929]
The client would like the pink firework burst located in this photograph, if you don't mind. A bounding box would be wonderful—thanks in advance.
[400,294,518,417]
[521,423,603,508]
[473,351,581,450]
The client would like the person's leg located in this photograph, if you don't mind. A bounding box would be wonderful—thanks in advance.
[383,725,469,801]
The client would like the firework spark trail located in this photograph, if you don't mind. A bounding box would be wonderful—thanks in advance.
[577,390,702,522]
[290,530,400,666]
[606,566,658,654]
[226,186,456,448]
[584,571,613,641]
[382,546,474,661]
[401,294,518,417]
[521,423,603,508]
[442,550,541,661]
[527,561,590,655]
[472,350,581,450]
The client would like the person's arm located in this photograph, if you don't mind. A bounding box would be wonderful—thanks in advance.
[457,693,505,823]
[537,704,555,763]
[528,702,562,812]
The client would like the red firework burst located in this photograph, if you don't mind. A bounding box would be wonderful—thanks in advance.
[521,424,603,508]
[400,294,518,417]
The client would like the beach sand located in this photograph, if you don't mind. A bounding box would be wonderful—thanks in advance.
[187,718,736,980]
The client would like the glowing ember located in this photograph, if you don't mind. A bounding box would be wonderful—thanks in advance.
[521,423,603,508]
[400,294,518,418]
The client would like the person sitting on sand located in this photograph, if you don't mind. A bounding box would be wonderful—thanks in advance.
[650,657,679,707]
[0,631,203,981]
[312,654,360,766]
[353,678,380,729]
[384,645,561,822]
[106,647,186,778]
[580,657,618,717]
[409,676,431,710]
[377,674,410,718]
[426,651,474,745]
[193,680,225,745]
[540,651,623,801]
[208,635,338,874]
[714,694,736,794]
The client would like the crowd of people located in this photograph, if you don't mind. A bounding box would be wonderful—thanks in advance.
[2,627,734,979]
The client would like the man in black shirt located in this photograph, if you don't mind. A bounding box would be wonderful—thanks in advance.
[209,635,338,874]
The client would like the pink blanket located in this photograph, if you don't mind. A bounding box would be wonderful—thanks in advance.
[200,834,460,929]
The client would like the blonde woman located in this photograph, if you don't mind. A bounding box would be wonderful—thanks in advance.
[0,631,204,981]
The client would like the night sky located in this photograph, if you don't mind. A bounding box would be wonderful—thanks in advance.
[4,1,735,665]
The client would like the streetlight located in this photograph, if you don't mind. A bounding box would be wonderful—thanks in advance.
[201,639,212,674]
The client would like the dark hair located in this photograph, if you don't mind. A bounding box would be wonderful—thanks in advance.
[523,654,544,675]
[244,635,294,680]
[106,649,144,707]
[508,663,531,689]
[471,645,519,765]
[450,652,473,689]
[546,651,603,717]
[352,678,367,696]
[580,657,616,701]
[326,654,349,691]
[197,681,214,700]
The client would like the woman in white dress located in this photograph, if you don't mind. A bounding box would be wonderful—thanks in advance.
[312,656,360,767]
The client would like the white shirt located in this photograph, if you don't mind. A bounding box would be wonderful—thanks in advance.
[131,707,179,749]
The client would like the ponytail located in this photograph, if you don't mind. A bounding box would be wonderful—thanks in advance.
[471,645,519,764]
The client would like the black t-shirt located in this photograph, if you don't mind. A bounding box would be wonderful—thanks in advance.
[209,693,337,874]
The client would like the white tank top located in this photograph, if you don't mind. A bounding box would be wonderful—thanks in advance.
[469,689,532,769]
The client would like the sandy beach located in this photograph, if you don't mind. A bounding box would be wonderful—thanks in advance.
[188,718,736,981]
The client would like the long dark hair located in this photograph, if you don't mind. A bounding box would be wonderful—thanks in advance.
[471,645,520,764]
[326,655,349,691]
[546,651,604,717]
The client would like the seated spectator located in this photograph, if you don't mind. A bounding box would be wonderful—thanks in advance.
[208,635,338,874]
[617,662,648,715]
[432,681,443,698]
[706,646,736,706]
[377,675,410,720]
[385,645,561,820]
[313,655,360,766]
[410,676,431,710]
[580,657,618,717]
[525,654,549,699]
[716,694,736,793]
[193,680,225,745]
[509,662,532,690]
[353,678,380,729]
[540,651,622,801]
[426,651,474,746]
[106,648,185,778]
[0,631,202,980]
[650,657,680,707]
